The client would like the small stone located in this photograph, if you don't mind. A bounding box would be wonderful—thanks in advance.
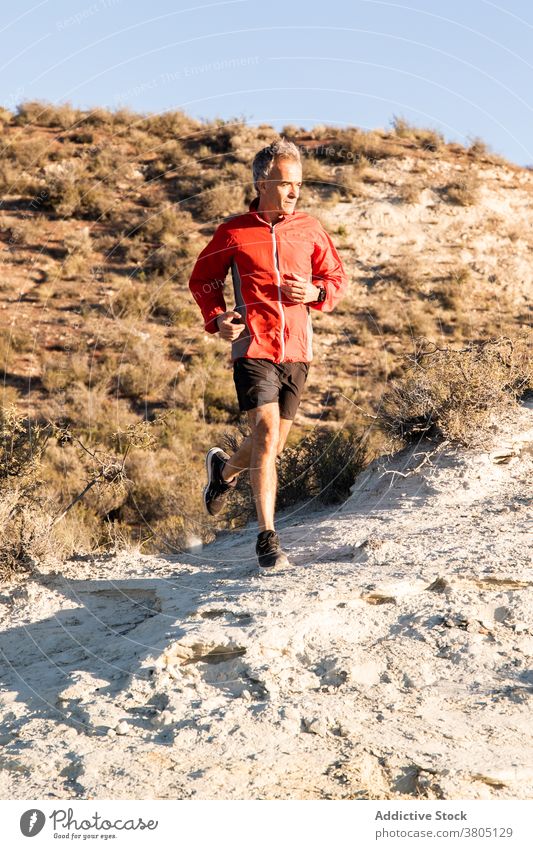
[115,721,129,736]
[106,728,116,738]
[302,715,327,736]
[241,689,251,701]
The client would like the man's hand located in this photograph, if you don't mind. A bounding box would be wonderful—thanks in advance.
[216,310,245,341]
[281,273,321,304]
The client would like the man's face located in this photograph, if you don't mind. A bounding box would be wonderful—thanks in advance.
[257,157,302,215]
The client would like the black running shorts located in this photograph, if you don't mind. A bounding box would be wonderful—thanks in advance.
[233,358,310,420]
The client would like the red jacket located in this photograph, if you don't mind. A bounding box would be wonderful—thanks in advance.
[188,197,348,363]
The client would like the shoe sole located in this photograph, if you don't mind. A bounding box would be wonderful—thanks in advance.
[203,446,227,516]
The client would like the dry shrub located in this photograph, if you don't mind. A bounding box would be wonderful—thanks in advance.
[60,381,135,441]
[15,100,79,129]
[144,245,192,283]
[468,137,490,157]
[327,128,397,163]
[278,426,368,507]
[379,257,424,293]
[303,155,331,185]
[0,407,53,579]
[114,338,174,401]
[223,161,255,201]
[80,107,114,127]
[156,140,187,171]
[0,161,40,196]
[50,503,103,556]
[195,182,245,222]
[0,488,55,580]
[62,226,92,278]
[110,276,184,323]
[136,205,194,244]
[2,137,52,168]
[43,161,113,219]
[333,165,367,200]
[89,148,131,186]
[0,327,35,375]
[435,264,472,312]
[391,115,444,151]
[1,218,36,246]
[398,181,424,204]
[109,281,151,320]
[443,173,480,206]
[115,445,213,552]
[379,337,531,445]
[141,110,198,139]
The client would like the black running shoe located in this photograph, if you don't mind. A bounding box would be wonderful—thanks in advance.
[256,530,290,569]
[203,447,237,516]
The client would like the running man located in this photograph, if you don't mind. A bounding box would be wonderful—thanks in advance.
[188,138,348,569]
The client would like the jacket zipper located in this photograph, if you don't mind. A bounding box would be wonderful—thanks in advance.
[270,222,285,362]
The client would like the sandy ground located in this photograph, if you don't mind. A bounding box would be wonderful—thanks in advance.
[0,402,531,800]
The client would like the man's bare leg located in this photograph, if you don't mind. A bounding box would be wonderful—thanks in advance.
[222,415,294,482]
[247,402,279,531]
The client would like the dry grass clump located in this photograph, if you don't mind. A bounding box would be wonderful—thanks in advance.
[0,327,35,375]
[1,137,53,168]
[468,137,490,157]
[109,281,152,320]
[143,244,193,283]
[0,161,41,196]
[135,205,194,244]
[62,226,93,278]
[434,265,472,312]
[391,115,445,152]
[15,100,80,129]
[442,172,480,206]
[334,165,367,200]
[41,355,89,394]
[114,337,174,401]
[327,128,399,164]
[379,337,531,445]
[397,180,424,204]
[303,155,331,186]
[195,181,245,222]
[0,407,54,580]
[43,161,114,219]
[378,257,424,293]
[141,110,198,139]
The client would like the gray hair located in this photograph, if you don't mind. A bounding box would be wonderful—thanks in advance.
[252,137,301,192]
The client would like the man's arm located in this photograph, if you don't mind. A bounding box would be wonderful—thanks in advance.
[308,226,348,312]
[188,225,235,333]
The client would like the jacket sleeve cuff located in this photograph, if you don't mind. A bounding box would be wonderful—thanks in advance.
[308,285,330,311]
[204,308,226,334]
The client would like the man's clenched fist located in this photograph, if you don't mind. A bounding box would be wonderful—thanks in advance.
[281,273,320,304]
[216,310,245,341]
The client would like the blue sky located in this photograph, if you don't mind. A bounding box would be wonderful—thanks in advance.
[2,0,533,165]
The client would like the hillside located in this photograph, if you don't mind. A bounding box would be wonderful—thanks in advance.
[0,103,533,555]
[0,101,531,560]
[0,399,531,800]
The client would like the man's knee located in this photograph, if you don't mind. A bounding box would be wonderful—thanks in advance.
[252,414,279,451]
